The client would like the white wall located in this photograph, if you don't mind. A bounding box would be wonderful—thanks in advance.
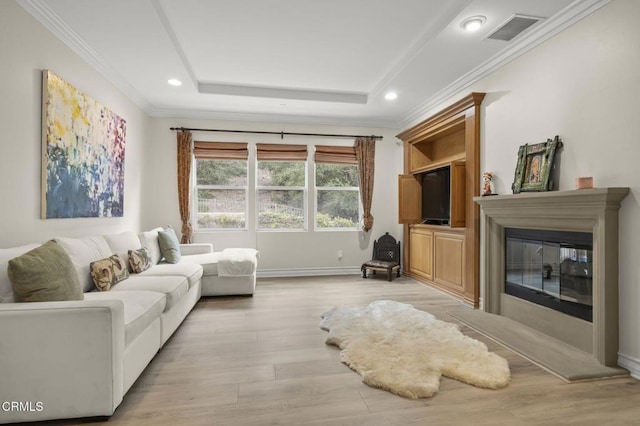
[146,118,403,273]
[407,0,640,373]
[0,1,149,248]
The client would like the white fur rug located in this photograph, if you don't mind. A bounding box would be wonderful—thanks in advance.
[320,300,510,399]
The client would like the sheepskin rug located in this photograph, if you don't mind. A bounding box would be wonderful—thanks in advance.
[319,300,510,399]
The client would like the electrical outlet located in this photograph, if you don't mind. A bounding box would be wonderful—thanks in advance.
[337,250,343,260]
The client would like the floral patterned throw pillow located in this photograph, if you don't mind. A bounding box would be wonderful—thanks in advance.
[128,248,152,274]
[90,254,129,291]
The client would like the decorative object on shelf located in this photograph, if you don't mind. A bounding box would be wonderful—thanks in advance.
[512,135,562,194]
[481,171,495,196]
[41,70,127,219]
[576,176,594,189]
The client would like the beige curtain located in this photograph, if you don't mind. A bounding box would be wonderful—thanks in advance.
[177,131,193,243]
[354,137,376,232]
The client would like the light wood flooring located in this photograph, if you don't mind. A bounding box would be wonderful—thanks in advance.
[33,276,640,425]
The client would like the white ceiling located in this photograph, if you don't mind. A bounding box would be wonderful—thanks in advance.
[19,0,608,128]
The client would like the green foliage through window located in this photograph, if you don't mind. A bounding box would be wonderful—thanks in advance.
[315,164,360,229]
[195,160,247,230]
[257,161,306,230]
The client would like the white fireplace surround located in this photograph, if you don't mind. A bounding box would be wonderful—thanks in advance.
[475,188,629,367]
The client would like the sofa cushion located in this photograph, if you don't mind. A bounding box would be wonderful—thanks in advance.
[138,228,163,266]
[55,236,113,293]
[90,254,129,291]
[158,227,181,264]
[139,263,203,289]
[84,290,166,346]
[104,232,141,272]
[180,252,222,277]
[128,248,152,273]
[0,243,40,303]
[110,275,189,312]
[8,241,83,303]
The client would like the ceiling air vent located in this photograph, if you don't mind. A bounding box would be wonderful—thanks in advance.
[486,14,543,42]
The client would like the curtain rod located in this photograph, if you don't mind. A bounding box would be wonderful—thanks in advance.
[169,127,383,140]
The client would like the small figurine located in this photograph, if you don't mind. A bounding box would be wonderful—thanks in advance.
[482,171,494,196]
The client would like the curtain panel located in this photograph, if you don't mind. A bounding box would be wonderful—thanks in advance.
[354,137,376,232]
[177,131,193,243]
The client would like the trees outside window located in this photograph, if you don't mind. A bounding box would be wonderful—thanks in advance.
[315,163,360,229]
[257,161,306,230]
[195,159,247,229]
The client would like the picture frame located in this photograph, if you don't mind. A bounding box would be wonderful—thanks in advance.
[511,135,562,194]
[41,70,126,218]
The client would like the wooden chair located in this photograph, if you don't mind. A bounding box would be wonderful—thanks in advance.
[361,232,401,281]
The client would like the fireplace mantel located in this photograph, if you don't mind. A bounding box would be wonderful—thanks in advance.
[474,188,629,366]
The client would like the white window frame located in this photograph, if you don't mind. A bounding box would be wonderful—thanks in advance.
[314,163,361,231]
[256,160,308,232]
[193,158,248,232]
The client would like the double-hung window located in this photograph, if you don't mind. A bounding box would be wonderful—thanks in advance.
[314,146,360,230]
[193,142,248,230]
[256,144,307,230]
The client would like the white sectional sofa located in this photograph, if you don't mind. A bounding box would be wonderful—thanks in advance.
[0,228,258,424]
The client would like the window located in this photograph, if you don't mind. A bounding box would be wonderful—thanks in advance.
[314,146,360,230]
[193,142,248,230]
[256,144,307,230]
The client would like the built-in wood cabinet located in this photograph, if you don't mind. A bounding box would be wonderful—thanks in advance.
[433,231,465,292]
[409,227,433,280]
[398,174,421,224]
[397,92,485,307]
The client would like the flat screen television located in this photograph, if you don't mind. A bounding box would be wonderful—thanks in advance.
[421,166,450,225]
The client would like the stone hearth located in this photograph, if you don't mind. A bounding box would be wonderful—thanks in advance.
[475,188,629,366]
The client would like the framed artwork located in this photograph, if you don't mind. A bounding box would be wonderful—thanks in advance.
[41,70,126,218]
[511,135,562,194]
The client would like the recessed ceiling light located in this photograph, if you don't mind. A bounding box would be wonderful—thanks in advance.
[461,15,487,32]
[385,91,398,101]
[167,78,182,86]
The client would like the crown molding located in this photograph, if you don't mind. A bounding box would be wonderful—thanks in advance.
[198,82,368,104]
[400,0,612,129]
[17,0,152,112]
[148,106,399,129]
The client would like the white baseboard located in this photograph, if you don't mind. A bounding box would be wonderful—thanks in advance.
[257,267,361,278]
[618,353,640,379]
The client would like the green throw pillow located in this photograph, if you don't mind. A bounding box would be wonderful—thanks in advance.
[8,240,83,302]
[158,227,181,264]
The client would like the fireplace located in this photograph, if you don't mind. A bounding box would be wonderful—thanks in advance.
[475,188,629,367]
[505,228,593,322]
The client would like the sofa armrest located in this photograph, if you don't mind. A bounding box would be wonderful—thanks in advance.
[0,299,125,423]
[180,243,213,256]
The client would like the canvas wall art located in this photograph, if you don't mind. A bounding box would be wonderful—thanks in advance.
[42,70,126,218]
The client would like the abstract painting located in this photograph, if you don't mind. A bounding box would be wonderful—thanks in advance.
[41,70,126,218]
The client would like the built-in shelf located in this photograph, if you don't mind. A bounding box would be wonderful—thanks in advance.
[397,92,485,307]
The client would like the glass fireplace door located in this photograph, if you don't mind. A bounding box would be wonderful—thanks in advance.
[505,228,593,322]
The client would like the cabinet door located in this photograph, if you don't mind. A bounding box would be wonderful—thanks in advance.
[410,228,433,280]
[398,174,421,224]
[434,231,465,291]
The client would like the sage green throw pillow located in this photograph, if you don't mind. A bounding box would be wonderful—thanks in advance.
[8,240,83,302]
[158,227,181,264]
